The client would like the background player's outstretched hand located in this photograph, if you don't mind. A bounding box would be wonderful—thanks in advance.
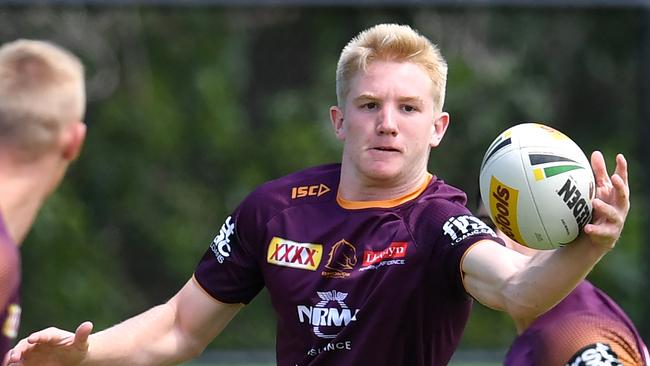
[5,321,92,366]
[583,151,630,250]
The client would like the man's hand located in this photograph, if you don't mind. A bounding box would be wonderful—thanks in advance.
[583,151,630,250]
[6,321,93,366]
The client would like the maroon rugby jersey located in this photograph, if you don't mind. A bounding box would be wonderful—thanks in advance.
[0,213,20,358]
[505,281,649,366]
[194,164,498,366]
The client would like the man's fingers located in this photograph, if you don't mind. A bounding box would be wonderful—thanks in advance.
[592,198,622,224]
[74,321,93,350]
[26,327,72,345]
[614,153,628,186]
[590,151,609,186]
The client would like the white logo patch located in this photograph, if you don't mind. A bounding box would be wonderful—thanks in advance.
[210,216,235,263]
[297,290,359,339]
[442,215,496,245]
[566,343,622,366]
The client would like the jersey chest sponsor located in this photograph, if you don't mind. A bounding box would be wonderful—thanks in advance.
[297,290,359,339]
[267,236,411,273]
[267,237,323,271]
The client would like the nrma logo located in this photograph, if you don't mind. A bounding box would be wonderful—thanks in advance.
[297,290,359,339]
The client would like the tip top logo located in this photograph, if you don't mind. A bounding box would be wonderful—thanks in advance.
[210,216,235,263]
[322,240,357,279]
[291,184,331,199]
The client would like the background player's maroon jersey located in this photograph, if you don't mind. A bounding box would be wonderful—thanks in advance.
[194,164,499,366]
[505,281,648,366]
[0,214,20,358]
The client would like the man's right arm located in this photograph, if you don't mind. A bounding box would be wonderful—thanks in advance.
[8,278,242,366]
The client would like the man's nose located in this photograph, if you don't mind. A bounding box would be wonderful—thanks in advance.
[376,107,398,136]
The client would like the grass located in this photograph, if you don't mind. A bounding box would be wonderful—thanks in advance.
[187,364,500,366]
[183,349,503,366]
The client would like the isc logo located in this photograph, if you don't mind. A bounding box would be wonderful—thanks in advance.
[291,184,330,199]
[267,237,323,270]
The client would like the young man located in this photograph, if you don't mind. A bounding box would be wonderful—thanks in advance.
[0,39,86,360]
[7,24,630,366]
[475,203,649,366]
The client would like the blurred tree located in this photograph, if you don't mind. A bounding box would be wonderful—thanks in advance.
[1,5,645,353]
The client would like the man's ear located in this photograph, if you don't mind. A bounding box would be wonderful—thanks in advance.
[61,121,87,161]
[330,106,345,141]
[430,112,450,148]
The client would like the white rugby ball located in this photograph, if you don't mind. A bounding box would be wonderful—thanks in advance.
[479,123,595,250]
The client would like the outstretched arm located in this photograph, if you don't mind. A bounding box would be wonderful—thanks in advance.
[7,278,242,366]
[463,152,629,328]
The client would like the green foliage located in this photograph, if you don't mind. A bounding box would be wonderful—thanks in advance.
[5,6,648,355]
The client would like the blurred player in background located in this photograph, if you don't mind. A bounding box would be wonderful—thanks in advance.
[0,39,86,363]
[475,200,649,366]
[7,24,630,366]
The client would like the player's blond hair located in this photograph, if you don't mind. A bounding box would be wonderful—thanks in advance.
[0,39,85,160]
[336,23,447,113]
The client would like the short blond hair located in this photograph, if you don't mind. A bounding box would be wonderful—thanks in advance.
[336,24,447,112]
[0,39,85,159]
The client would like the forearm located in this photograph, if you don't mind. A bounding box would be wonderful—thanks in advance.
[504,235,609,323]
[81,301,200,366]
[79,279,241,366]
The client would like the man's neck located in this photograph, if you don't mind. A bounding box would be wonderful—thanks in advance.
[337,167,430,202]
[0,159,58,245]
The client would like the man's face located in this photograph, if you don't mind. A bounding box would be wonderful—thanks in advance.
[331,60,448,185]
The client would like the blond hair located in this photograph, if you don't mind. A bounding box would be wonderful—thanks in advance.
[336,24,447,112]
[0,39,85,159]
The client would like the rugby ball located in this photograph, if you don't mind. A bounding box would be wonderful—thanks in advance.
[478,123,595,250]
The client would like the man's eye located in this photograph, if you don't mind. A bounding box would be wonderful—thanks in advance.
[403,105,417,112]
[363,102,377,110]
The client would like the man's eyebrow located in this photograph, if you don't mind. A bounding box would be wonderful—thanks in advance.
[352,93,378,103]
[398,96,425,105]
[352,94,425,105]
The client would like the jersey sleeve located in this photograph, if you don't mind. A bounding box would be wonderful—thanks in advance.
[193,194,265,305]
[533,312,647,366]
[421,198,501,299]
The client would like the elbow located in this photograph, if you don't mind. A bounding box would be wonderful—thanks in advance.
[173,328,210,362]
[182,342,206,361]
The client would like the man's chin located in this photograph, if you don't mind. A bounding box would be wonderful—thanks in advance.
[362,166,401,183]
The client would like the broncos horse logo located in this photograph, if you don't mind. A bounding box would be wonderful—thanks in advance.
[322,240,357,278]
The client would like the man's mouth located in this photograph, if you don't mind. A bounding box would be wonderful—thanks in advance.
[372,146,400,152]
